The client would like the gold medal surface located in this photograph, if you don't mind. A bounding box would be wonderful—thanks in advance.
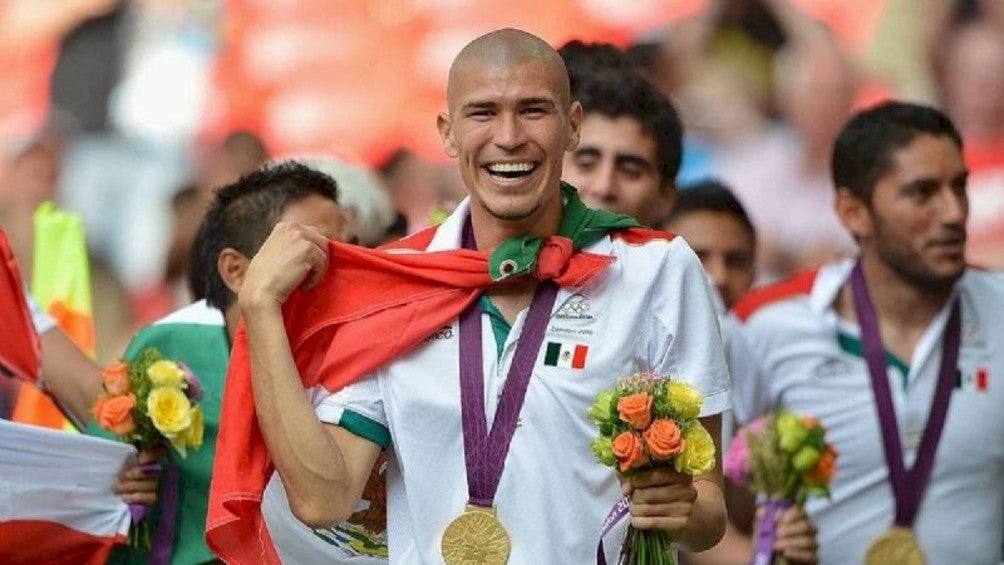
[865,526,925,565]
[441,505,510,565]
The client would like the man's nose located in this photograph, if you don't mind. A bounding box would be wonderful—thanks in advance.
[493,114,527,151]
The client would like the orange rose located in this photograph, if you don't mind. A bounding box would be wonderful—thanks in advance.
[102,361,131,396]
[611,431,649,472]
[617,392,653,430]
[643,418,686,460]
[801,415,821,429]
[94,393,137,436]
[804,446,838,485]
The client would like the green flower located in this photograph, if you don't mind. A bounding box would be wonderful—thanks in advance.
[591,436,617,467]
[588,390,617,425]
[776,411,808,453]
[792,445,822,473]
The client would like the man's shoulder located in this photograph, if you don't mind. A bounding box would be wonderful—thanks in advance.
[733,268,821,324]
[963,266,1004,299]
[150,300,226,328]
[127,300,227,359]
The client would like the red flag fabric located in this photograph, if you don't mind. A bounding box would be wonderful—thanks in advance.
[0,229,40,382]
[206,227,620,564]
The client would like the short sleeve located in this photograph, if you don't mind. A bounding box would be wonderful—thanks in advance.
[651,240,732,417]
[312,373,390,450]
[721,314,770,424]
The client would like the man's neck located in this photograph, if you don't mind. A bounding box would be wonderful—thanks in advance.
[224,303,240,345]
[836,255,956,363]
[468,201,562,252]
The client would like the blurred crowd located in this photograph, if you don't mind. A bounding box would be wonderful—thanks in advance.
[1,0,1003,369]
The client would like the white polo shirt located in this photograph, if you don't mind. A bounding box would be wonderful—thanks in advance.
[313,198,732,565]
[732,259,1004,565]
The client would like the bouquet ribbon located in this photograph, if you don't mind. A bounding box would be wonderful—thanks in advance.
[751,499,793,565]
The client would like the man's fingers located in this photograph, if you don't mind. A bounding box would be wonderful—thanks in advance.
[120,492,158,506]
[113,478,158,495]
[630,484,696,504]
[630,468,691,489]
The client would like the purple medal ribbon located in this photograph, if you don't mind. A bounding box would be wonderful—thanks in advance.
[458,221,558,509]
[851,261,961,528]
[750,499,793,565]
[130,460,178,564]
[595,496,630,565]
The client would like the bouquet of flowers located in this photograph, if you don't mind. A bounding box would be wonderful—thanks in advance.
[723,410,837,565]
[92,347,204,549]
[588,372,716,565]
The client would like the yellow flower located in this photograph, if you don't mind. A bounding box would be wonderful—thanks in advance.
[168,405,203,458]
[674,421,716,475]
[147,386,192,437]
[184,405,204,450]
[147,360,187,388]
[668,381,703,419]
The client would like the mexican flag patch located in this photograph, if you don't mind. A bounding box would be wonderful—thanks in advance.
[543,341,588,369]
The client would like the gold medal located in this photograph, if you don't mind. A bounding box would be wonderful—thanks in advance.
[865,526,925,565]
[441,505,511,565]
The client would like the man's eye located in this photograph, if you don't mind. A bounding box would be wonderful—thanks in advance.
[619,165,644,180]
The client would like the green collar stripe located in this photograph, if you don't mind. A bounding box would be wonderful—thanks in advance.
[837,332,911,388]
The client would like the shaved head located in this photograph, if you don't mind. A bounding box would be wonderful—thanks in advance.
[447,28,571,111]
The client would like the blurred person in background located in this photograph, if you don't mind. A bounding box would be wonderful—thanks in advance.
[929,4,1004,268]
[135,130,270,326]
[558,41,681,226]
[634,0,857,281]
[662,181,756,310]
[662,182,819,565]
[295,155,396,247]
[54,0,219,298]
[733,101,1004,564]
[96,161,387,564]
[376,148,449,237]
[1,134,135,364]
[702,0,857,281]
[559,42,818,563]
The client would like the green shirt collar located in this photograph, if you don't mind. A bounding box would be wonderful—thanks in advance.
[487,182,640,281]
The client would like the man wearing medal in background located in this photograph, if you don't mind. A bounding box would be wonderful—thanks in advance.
[227,28,731,564]
[731,101,1004,564]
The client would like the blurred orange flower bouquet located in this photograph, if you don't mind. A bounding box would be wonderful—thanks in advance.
[724,411,837,565]
[589,372,715,565]
[93,347,204,549]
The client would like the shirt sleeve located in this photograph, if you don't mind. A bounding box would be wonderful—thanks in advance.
[651,239,732,417]
[721,314,770,424]
[313,373,391,450]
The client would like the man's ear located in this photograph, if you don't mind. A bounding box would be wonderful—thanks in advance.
[437,112,458,158]
[566,101,583,151]
[835,187,871,241]
[217,248,250,295]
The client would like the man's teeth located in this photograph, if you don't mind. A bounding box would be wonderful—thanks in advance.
[488,162,535,174]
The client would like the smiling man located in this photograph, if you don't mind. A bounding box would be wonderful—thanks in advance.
[558,41,683,226]
[223,28,730,564]
[732,102,1004,564]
